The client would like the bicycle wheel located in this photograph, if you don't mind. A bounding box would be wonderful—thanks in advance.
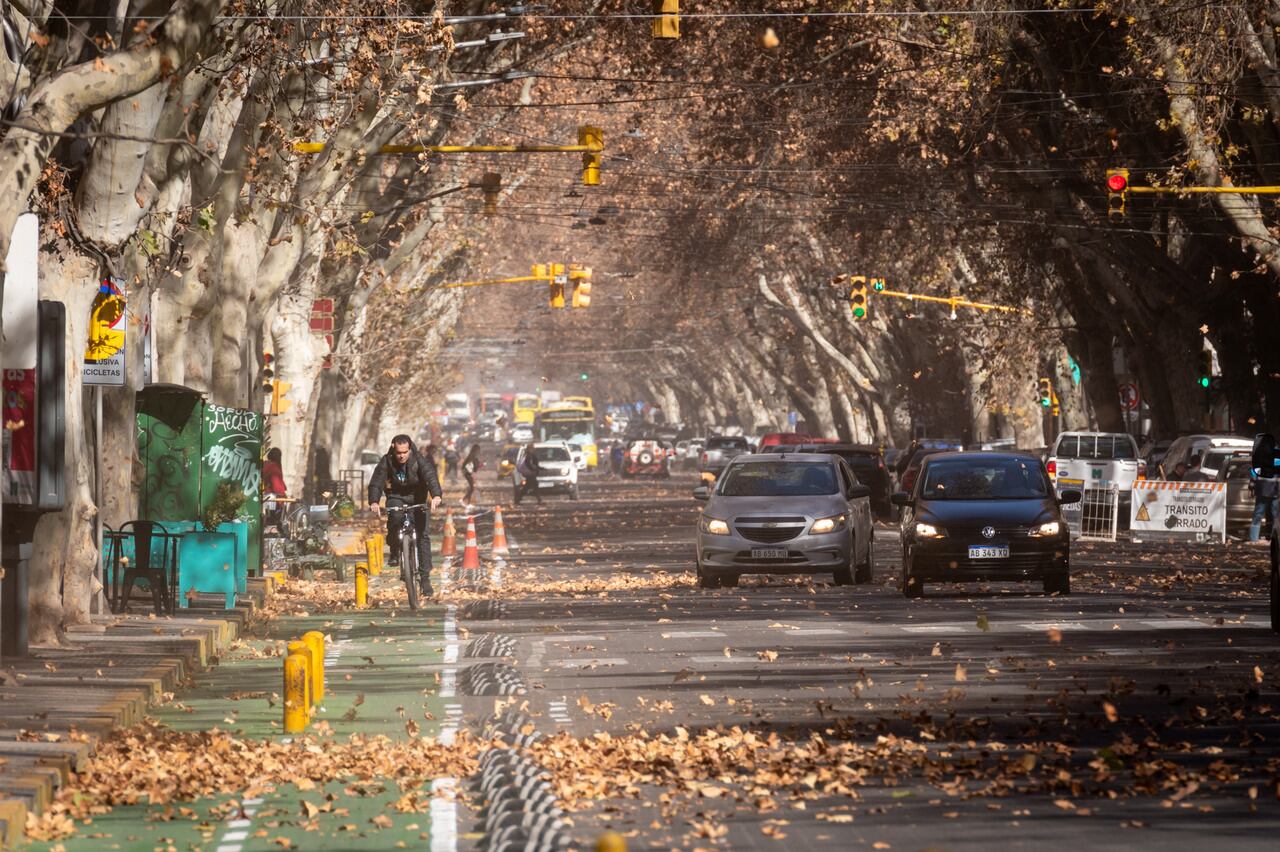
[401,529,420,611]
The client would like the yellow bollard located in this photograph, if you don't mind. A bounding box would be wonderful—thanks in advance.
[302,630,325,705]
[355,562,369,608]
[283,644,310,733]
[374,534,385,574]
[596,832,627,852]
[366,537,382,576]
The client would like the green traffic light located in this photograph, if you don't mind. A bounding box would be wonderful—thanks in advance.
[853,307,866,318]
[1041,398,1051,408]
[580,372,589,381]
[1198,377,1210,388]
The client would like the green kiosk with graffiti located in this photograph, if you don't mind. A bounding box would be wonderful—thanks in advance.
[135,385,262,608]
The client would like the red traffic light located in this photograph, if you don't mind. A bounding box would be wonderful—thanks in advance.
[1107,173,1128,192]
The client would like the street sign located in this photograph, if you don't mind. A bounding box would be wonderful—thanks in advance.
[1129,481,1226,543]
[83,279,126,387]
[1118,382,1139,411]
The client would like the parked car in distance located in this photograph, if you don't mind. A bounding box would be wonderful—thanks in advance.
[1159,434,1252,478]
[624,438,671,478]
[893,438,964,483]
[513,442,579,501]
[1215,454,1261,537]
[693,453,874,588]
[757,432,813,450]
[510,423,534,443]
[763,443,893,521]
[899,448,949,496]
[894,452,1079,597]
[1195,446,1247,481]
[700,435,753,481]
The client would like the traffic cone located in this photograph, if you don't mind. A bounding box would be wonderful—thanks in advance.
[460,516,481,570]
[441,509,457,558]
[491,506,510,556]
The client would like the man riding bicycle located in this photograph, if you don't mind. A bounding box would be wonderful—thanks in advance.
[368,435,442,595]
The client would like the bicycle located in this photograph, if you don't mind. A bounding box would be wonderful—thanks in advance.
[388,502,432,611]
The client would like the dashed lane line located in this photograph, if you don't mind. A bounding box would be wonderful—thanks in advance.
[430,777,458,852]
[212,796,262,852]
[551,657,629,669]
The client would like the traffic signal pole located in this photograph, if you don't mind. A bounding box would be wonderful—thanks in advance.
[871,287,1032,316]
[292,126,604,185]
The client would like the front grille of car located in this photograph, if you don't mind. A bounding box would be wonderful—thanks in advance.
[945,525,1035,539]
[735,516,807,543]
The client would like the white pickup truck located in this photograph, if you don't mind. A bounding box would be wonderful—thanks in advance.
[1048,431,1145,524]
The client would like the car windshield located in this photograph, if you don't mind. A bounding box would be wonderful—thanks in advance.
[1201,449,1239,470]
[835,453,880,480]
[719,462,837,497]
[1224,458,1252,480]
[535,447,570,462]
[1054,435,1136,460]
[921,458,1050,500]
[708,437,748,450]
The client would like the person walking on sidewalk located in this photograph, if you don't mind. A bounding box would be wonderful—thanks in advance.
[461,444,482,509]
[368,435,443,594]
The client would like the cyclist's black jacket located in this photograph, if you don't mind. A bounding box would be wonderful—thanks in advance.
[368,441,443,506]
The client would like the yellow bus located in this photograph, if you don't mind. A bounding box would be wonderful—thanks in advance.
[513,393,539,425]
[537,403,598,468]
[562,395,594,411]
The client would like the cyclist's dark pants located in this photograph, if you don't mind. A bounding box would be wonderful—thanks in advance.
[387,503,432,584]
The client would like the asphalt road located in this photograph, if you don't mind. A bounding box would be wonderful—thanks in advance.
[452,465,1280,851]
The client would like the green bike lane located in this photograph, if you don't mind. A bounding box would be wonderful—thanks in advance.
[29,571,468,851]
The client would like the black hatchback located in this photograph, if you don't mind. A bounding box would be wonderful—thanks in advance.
[892,452,1080,597]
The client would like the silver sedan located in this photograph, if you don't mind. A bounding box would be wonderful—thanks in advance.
[693,453,875,588]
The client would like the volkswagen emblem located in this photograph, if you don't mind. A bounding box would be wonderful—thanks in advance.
[981,526,996,539]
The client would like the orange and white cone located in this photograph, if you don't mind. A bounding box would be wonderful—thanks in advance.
[491,506,510,556]
[460,516,481,570]
[440,509,457,558]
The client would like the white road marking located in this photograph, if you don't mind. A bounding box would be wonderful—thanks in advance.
[430,777,458,852]
[664,630,724,638]
[440,702,463,746]
[441,605,459,698]
[552,657,629,669]
[212,796,263,852]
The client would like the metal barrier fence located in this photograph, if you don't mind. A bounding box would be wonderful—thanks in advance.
[1062,485,1119,542]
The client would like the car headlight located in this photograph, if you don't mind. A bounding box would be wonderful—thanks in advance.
[1030,521,1062,537]
[914,522,947,539]
[810,514,848,534]
[702,518,730,535]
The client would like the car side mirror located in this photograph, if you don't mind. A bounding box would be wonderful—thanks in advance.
[890,491,912,507]
[847,483,871,500]
[1058,489,1083,505]
[692,485,710,501]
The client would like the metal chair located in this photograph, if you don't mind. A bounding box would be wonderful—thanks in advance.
[112,521,177,615]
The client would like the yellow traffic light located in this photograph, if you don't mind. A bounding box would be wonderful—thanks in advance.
[1106,168,1129,221]
[652,0,679,39]
[270,380,293,416]
[579,125,602,186]
[1037,377,1052,408]
[480,172,501,217]
[570,265,593,308]
[849,276,869,322]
